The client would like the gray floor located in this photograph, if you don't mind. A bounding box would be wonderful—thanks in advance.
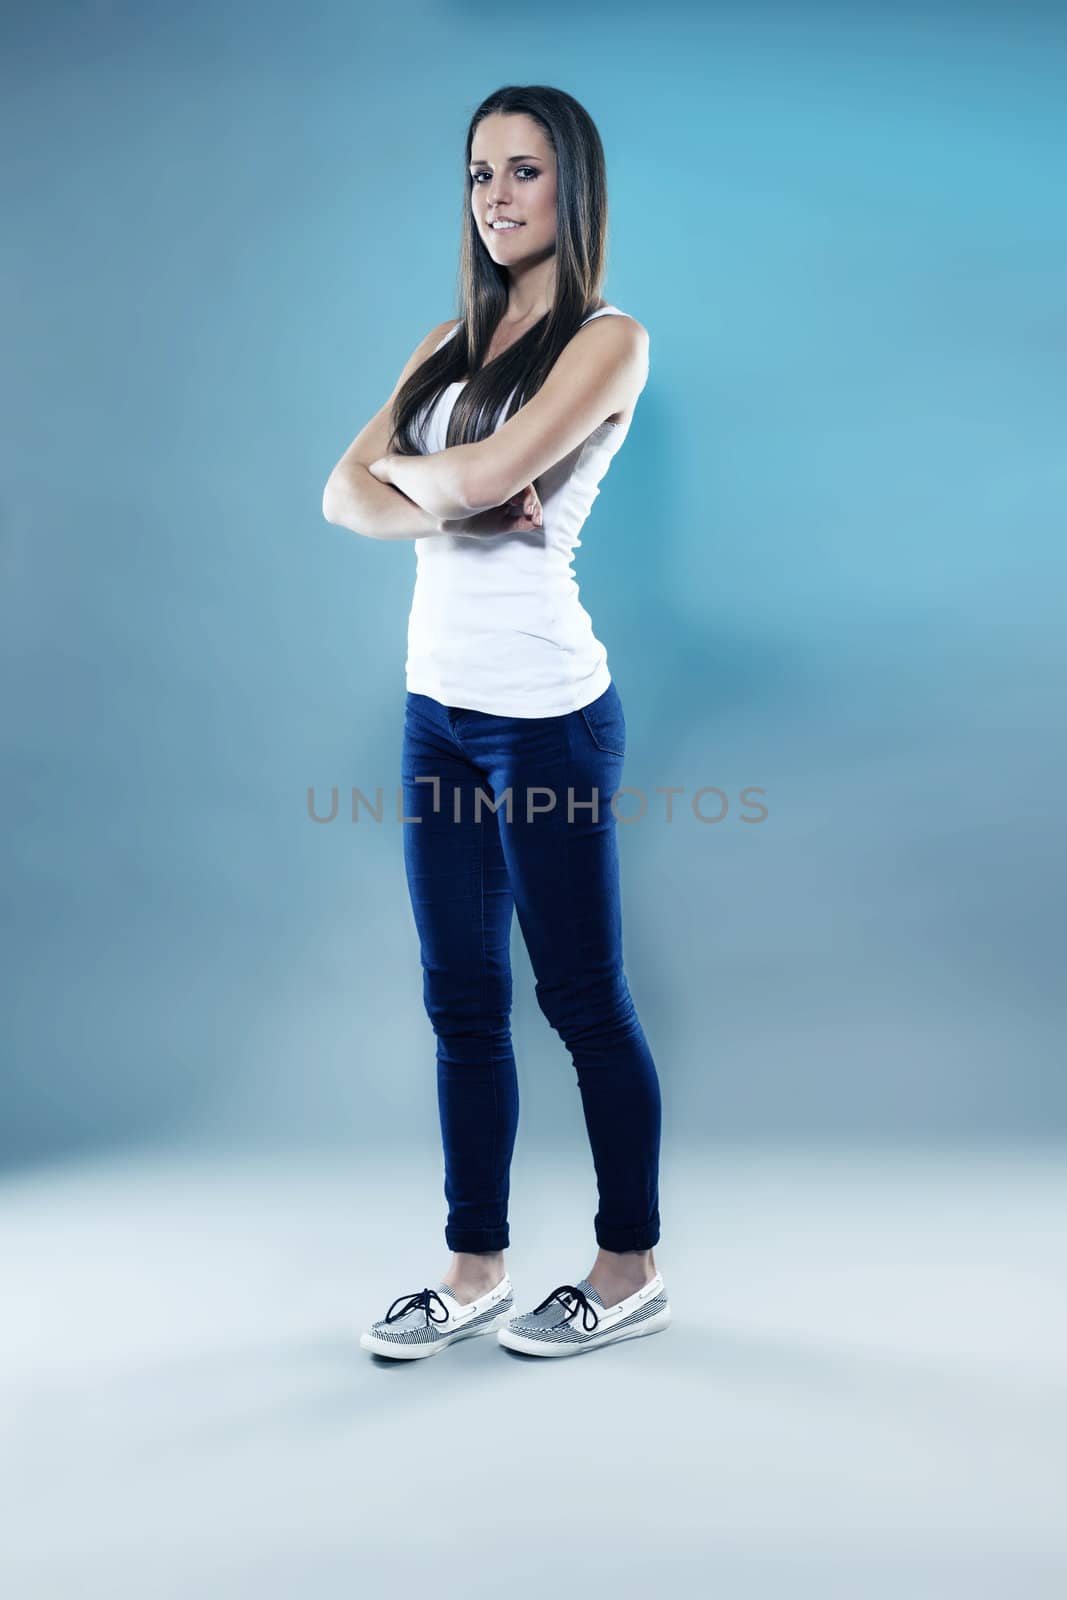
[2,1140,1064,1598]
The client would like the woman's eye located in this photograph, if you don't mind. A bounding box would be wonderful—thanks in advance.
[472,167,539,183]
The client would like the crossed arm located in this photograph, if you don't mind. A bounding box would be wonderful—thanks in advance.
[322,313,648,539]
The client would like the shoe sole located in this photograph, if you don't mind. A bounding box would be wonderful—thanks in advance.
[497,1302,672,1357]
[360,1304,515,1360]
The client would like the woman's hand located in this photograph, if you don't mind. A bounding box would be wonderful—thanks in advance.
[367,455,394,485]
[505,481,544,530]
[442,481,543,537]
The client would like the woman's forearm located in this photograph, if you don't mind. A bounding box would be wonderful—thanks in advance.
[375,448,485,521]
[322,462,444,541]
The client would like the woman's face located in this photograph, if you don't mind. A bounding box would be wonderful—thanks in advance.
[469,112,558,268]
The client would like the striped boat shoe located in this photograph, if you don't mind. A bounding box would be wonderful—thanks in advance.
[497,1271,671,1357]
[360,1273,515,1359]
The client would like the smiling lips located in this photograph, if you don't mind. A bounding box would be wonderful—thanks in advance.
[490,218,525,230]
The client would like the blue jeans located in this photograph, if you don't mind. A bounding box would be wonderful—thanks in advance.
[401,679,662,1255]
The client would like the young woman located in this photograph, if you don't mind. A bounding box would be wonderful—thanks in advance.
[323,86,670,1360]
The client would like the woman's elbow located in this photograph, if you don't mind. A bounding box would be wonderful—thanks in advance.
[322,476,373,537]
[322,482,352,531]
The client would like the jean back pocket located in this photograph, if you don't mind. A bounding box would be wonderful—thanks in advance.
[579,684,626,756]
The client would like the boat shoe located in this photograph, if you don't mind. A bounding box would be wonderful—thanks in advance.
[497,1272,671,1357]
[360,1273,515,1359]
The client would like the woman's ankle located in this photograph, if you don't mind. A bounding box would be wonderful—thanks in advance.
[444,1250,506,1287]
[589,1245,657,1285]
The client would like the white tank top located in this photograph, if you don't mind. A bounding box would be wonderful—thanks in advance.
[404,305,639,717]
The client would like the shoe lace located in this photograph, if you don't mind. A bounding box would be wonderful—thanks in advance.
[385,1287,451,1326]
[532,1283,599,1332]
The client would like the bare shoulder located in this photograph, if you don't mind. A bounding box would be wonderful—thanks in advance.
[568,312,649,428]
[571,312,650,383]
[410,315,461,365]
[404,317,459,366]
[428,313,460,348]
[391,316,460,396]
[621,312,650,346]
[428,315,461,345]
[576,310,649,353]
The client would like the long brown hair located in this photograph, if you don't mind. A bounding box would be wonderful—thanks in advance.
[388,85,610,457]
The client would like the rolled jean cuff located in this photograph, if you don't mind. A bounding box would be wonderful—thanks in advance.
[594,1214,660,1252]
[445,1225,510,1253]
